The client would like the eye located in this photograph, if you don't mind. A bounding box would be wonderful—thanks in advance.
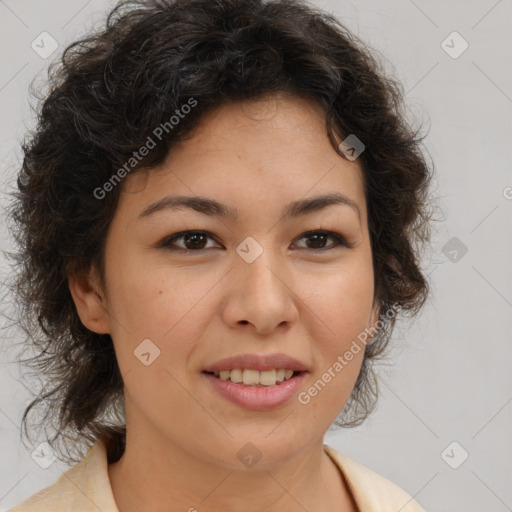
[160,230,220,251]
[159,229,349,253]
[294,230,349,251]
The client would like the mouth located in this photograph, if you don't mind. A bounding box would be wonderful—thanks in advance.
[202,368,308,411]
[202,369,304,387]
[201,353,309,410]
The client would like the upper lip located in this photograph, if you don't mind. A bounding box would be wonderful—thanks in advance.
[203,353,309,373]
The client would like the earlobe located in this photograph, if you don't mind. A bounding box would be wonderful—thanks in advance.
[68,268,110,334]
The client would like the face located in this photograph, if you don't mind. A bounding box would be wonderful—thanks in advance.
[72,92,379,469]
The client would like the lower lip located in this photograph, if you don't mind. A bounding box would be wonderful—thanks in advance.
[203,372,307,411]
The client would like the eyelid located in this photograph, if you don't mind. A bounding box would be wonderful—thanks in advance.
[159,229,350,252]
[159,230,221,250]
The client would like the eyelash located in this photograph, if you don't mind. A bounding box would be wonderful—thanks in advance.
[159,229,350,253]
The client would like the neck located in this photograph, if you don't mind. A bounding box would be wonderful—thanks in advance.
[107,425,354,512]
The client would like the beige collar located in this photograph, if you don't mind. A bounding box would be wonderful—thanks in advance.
[12,438,425,511]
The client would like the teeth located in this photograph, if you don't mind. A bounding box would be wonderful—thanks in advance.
[230,369,243,383]
[211,368,298,386]
[243,369,260,386]
[259,369,276,386]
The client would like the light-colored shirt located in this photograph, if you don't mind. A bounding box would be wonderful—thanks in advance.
[11,438,426,511]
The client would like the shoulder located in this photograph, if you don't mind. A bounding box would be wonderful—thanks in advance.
[324,444,426,512]
[10,438,118,512]
[9,461,88,511]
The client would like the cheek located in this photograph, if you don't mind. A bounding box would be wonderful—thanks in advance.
[103,253,224,381]
[105,249,215,335]
[304,259,374,345]
[299,259,373,409]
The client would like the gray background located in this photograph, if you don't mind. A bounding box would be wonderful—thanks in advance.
[1,1,511,510]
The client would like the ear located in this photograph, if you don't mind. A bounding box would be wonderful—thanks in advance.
[68,267,110,334]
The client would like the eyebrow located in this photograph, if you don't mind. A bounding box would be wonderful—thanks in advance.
[138,192,361,224]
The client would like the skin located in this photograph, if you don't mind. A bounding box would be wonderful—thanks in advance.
[69,91,380,512]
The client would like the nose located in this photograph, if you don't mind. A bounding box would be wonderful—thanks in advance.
[221,245,299,335]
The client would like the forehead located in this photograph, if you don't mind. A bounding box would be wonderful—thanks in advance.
[117,93,367,225]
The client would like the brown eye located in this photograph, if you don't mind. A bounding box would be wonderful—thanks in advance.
[295,230,348,251]
[159,229,349,254]
[160,231,220,251]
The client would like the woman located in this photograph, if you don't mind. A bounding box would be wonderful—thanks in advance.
[8,0,434,510]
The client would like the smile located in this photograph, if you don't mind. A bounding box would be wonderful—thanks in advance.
[208,368,297,386]
[202,370,307,410]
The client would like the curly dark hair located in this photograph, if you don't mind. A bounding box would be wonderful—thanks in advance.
[5,0,436,465]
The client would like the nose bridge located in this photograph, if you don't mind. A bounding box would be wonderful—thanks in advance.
[236,235,288,299]
[230,235,296,329]
[223,231,299,335]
